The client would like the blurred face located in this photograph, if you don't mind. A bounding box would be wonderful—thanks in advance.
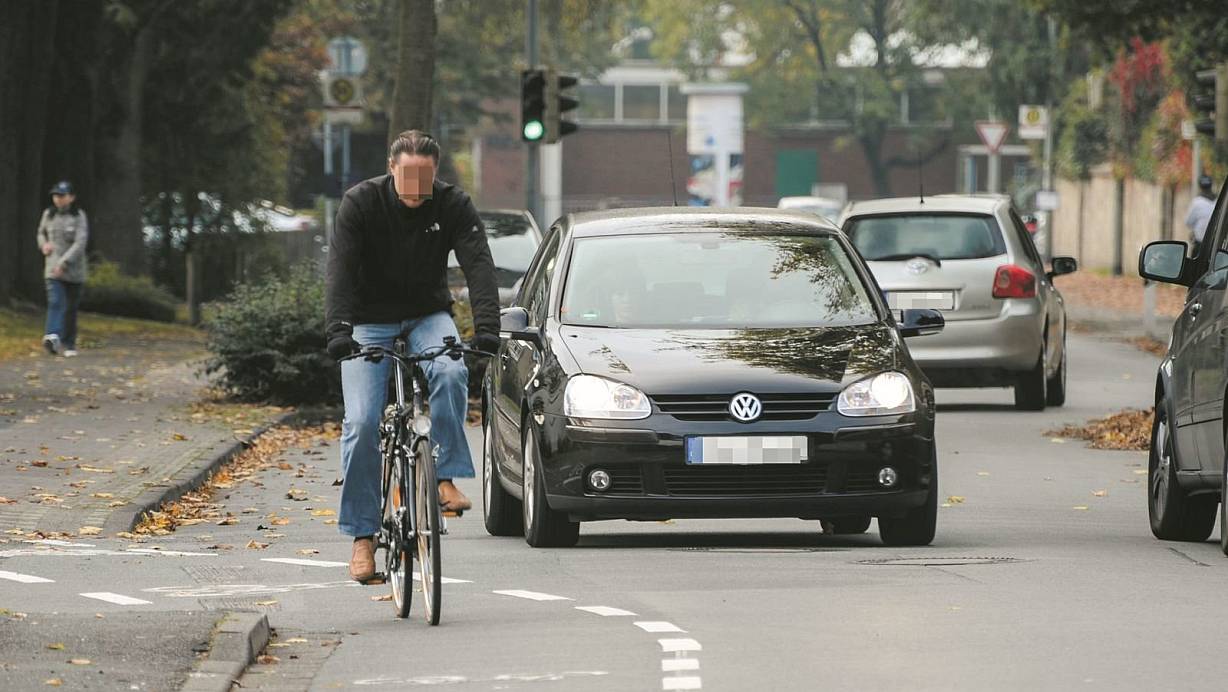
[52,193,75,210]
[389,153,436,208]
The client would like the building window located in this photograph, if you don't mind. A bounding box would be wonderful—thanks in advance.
[666,84,687,122]
[622,85,662,121]
[578,84,616,121]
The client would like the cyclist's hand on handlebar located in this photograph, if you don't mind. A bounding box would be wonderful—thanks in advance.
[327,333,362,361]
[473,332,501,355]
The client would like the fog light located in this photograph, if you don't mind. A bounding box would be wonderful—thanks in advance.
[588,469,612,492]
[878,466,899,488]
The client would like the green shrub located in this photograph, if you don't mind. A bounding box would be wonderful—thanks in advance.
[203,262,337,405]
[82,259,178,322]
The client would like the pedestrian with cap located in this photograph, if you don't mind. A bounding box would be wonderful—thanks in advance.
[1186,174,1217,253]
[37,180,89,357]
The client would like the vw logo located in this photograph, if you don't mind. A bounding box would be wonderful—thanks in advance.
[905,258,930,275]
[729,393,763,423]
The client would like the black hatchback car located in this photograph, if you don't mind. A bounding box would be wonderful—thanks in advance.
[482,208,945,547]
[1138,174,1228,553]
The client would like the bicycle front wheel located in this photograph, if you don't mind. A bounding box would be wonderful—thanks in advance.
[414,437,442,626]
[385,450,411,619]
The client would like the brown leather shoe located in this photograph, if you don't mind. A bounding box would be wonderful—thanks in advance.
[438,480,472,512]
[349,537,375,582]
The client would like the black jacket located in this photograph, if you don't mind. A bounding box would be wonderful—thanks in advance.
[325,175,500,337]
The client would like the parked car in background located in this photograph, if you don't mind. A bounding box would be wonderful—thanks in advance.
[484,207,944,548]
[778,195,845,221]
[449,209,543,307]
[1137,174,1228,551]
[840,195,1078,410]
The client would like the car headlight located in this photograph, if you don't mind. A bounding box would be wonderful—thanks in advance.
[564,375,651,420]
[837,372,916,417]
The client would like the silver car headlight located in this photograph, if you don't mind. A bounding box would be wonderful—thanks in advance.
[564,375,651,420]
[837,372,916,417]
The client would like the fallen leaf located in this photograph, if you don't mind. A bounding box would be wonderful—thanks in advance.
[271,517,291,526]
[323,519,338,525]
[44,679,62,687]
[946,496,966,504]
[371,594,392,601]
[170,433,189,441]
[1133,469,1148,475]
[1073,505,1090,511]
[0,497,15,504]
[254,600,278,606]
[31,460,48,467]
[245,540,269,550]
[296,548,319,556]
[256,654,280,664]
[68,658,90,665]
[311,509,335,517]
[216,516,239,526]
[90,493,114,499]
[78,465,114,474]
[1049,438,1066,444]
[267,642,292,648]
[284,637,309,644]
[277,462,293,471]
[108,500,127,507]
[46,643,65,650]
[1092,489,1108,497]
[77,526,102,536]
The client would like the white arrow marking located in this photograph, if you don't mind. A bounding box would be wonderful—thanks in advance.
[81,592,152,606]
[576,605,637,617]
[0,570,54,584]
[492,589,571,601]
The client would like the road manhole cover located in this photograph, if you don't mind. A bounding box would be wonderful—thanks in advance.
[856,556,1023,566]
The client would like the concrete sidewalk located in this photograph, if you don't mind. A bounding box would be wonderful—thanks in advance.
[0,335,284,537]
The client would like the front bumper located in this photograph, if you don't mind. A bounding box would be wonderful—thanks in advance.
[537,412,935,522]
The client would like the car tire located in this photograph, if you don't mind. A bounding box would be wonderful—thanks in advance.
[522,424,580,548]
[1149,403,1216,541]
[1014,344,1048,411]
[1045,332,1067,407]
[829,516,872,534]
[878,445,937,547]
[482,405,523,537]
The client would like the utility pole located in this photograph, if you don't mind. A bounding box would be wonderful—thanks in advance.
[525,0,542,227]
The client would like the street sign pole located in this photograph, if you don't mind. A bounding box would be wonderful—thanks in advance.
[525,0,541,227]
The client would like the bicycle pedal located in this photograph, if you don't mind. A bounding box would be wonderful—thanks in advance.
[441,509,463,518]
[357,572,387,585]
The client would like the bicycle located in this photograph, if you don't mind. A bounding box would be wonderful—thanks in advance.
[340,336,493,624]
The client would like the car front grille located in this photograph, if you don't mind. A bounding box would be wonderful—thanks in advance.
[651,393,837,422]
[662,464,827,496]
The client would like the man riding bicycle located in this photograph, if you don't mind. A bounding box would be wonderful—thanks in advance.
[325,130,501,582]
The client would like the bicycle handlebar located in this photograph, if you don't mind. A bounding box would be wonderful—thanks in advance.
[338,339,496,366]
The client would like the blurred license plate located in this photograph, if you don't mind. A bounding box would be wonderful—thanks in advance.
[888,291,955,310]
[685,436,808,465]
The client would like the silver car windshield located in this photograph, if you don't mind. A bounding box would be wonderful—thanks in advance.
[561,232,877,329]
[846,214,1006,261]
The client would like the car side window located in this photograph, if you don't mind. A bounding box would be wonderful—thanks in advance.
[1007,209,1044,270]
[523,230,561,326]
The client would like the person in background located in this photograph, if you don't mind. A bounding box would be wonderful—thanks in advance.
[37,181,89,357]
[1186,174,1217,252]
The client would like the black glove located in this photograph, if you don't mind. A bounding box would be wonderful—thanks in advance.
[474,331,501,354]
[326,322,361,361]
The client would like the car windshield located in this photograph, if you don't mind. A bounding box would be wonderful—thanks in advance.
[448,213,538,272]
[845,213,1006,261]
[561,231,877,329]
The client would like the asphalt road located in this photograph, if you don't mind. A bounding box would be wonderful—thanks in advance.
[1,331,1225,691]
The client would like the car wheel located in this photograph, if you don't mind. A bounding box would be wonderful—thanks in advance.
[1014,342,1048,411]
[1045,332,1067,407]
[1148,403,1216,541]
[830,516,872,534]
[878,445,937,547]
[482,405,523,537]
[522,424,579,548]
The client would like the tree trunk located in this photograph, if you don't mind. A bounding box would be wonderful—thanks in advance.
[859,130,894,197]
[388,0,437,140]
[0,1,60,305]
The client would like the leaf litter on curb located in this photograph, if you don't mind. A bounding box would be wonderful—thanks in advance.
[133,423,339,536]
[1046,408,1152,451]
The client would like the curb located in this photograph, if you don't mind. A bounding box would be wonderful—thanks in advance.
[106,410,299,535]
[180,612,271,692]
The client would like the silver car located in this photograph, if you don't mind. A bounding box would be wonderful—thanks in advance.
[839,195,1078,410]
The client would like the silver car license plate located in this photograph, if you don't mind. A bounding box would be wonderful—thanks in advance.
[684,436,809,465]
[888,291,956,311]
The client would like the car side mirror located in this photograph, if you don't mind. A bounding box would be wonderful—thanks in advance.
[500,307,543,347]
[1139,240,1190,286]
[899,308,944,338]
[1047,256,1078,279]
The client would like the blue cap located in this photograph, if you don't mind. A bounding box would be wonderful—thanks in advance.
[49,180,74,195]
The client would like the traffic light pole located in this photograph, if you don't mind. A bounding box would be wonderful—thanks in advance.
[525,0,542,228]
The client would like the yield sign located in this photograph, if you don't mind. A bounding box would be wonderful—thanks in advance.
[975,121,1010,154]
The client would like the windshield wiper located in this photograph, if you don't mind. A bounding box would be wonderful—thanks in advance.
[869,253,942,267]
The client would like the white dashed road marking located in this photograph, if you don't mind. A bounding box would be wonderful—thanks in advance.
[658,638,703,653]
[0,570,54,584]
[636,621,686,633]
[662,676,703,690]
[262,558,349,568]
[492,589,572,601]
[413,572,472,584]
[575,605,637,617]
[662,659,700,672]
[80,592,152,606]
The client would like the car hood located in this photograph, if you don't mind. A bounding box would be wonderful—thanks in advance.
[558,323,899,395]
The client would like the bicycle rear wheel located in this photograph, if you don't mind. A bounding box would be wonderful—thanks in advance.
[384,449,411,619]
[414,437,442,625]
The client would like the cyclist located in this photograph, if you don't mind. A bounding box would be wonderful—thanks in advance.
[325,130,501,582]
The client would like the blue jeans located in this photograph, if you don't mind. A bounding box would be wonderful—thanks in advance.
[45,279,83,349]
[338,312,472,538]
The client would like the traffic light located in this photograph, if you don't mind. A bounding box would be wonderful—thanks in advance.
[521,68,546,142]
[544,68,580,144]
[1192,63,1228,142]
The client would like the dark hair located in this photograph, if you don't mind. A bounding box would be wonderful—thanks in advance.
[388,130,440,162]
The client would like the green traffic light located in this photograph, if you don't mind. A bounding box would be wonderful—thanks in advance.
[523,120,545,141]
